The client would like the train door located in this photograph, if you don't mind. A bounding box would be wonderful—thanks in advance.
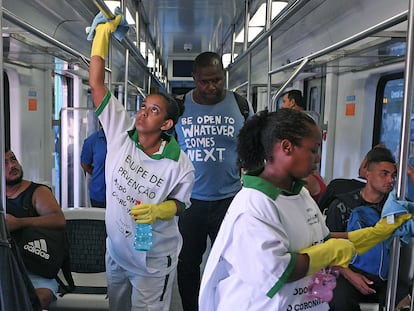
[55,70,98,208]
[304,77,326,178]
[373,73,404,157]
[304,76,326,126]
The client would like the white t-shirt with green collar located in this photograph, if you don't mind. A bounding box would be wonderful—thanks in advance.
[97,91,195,276]
[199,172,330,310]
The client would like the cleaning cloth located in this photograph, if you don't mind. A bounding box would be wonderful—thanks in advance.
[381,190,414,245]
[87,7,129,42]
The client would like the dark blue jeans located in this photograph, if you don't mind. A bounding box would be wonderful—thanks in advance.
[177,197,234,311]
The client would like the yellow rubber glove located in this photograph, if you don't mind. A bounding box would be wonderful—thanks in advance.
[348,213,411,255]
[299,238,356,275]
[130,200,177,224]
[91,14,122,59]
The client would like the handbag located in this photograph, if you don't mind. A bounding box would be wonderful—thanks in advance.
[15,226,66,279]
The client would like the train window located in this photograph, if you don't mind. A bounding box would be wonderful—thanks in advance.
[374,72,414,200]
[309,87,318,111]
[305,76,326,122]
[374,73,406,158]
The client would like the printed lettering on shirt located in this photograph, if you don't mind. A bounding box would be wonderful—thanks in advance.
[179,115,236,162]
[305,207,321,226]
[286,298,323,310]
[112,154,166,206]
[293,286,309,296]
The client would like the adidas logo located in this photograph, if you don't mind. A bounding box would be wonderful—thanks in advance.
[23,239,50,260]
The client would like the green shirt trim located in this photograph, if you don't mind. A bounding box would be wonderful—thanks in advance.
[266,253,297,298]
[127,129,181,161]
[242,169,306,200]
[95,91,111,116]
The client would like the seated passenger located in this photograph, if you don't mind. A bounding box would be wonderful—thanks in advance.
[318,147,372,213]
[324,146,409,310]
[5,149,66,310]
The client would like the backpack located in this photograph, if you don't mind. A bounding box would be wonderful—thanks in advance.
[13,183,75,294]
[176,91,251,120]
[232,92,251,120]
[346,205,390,279]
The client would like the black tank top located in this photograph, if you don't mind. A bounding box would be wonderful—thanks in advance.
[6,182,43,218]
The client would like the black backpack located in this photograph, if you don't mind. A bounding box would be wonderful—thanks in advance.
[15,183,75,295]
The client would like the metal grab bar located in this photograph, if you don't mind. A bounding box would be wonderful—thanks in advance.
[265,10,408,110]
[385,1,414,310]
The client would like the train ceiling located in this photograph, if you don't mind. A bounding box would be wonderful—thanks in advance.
[0,0,410,86]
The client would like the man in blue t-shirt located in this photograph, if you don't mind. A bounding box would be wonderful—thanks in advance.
[175,51,252,311]
[81,128,107,208]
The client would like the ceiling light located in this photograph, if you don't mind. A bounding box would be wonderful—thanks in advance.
[235,27,263,43]
[249,1,288,27]
[222,53,238,68]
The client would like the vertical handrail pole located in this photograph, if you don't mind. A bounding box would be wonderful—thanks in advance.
[124,49,129,107]
[0,0,9,242]
[385,0,414,310]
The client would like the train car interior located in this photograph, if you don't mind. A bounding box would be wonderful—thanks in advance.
[1,0,414,310]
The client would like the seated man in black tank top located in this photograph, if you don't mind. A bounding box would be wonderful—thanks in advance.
[5,148,66,310]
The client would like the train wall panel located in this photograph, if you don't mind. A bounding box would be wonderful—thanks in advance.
[5,65,54,185]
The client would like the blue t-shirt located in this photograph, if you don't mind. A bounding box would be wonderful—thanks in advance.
[175,90,244,200]
[81,129,107,203]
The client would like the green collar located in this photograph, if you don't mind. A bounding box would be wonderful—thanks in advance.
[242,169,306,200]
[127,129,181,161]
[95,91,181,161]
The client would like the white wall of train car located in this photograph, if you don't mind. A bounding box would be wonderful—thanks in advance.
[328,63,404,181]
[5,65,55,186]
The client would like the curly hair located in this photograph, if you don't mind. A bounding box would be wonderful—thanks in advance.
[237,108,317,170]
[156,92,185,126]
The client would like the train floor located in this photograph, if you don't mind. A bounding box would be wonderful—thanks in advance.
[170,275,184,311]
[170,239,211,311]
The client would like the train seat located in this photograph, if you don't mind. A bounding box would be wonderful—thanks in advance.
[49,207,108,311]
